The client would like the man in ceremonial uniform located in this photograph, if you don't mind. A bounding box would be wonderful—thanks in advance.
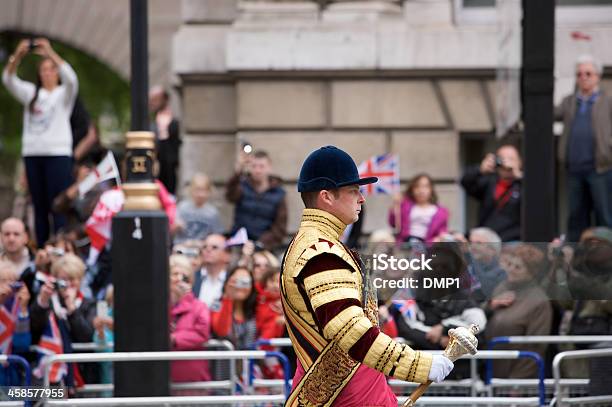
[281,146,454,407]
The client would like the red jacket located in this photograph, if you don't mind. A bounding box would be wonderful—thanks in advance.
[256,286,285,342]
[170,292,211,382]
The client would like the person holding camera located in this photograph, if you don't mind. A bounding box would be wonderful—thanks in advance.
[226,150,287,251]
[169,255,211,385]
[2,38,78,248]
[30,253,96,385]
[461,144,523,241]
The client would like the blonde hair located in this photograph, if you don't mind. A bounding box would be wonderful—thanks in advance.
[190,173,211,190]
[51,253,86,280]
[0,261,18,282]
[169,254,194,283]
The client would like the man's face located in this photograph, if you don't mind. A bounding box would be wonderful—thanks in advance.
[249,157,271,184]
[201,234,228,267]
[496,145,521,180]
[328,185,365,225]
[469,233,498,264]
[0,219,27,255]
[576,62,600,95]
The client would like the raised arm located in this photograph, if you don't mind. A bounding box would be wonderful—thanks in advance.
[2,40,36,105]
[34,38,78,109]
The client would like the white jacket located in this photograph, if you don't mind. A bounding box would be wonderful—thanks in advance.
[2,62,78,157]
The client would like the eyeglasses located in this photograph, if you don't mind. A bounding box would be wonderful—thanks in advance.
[576,71,595,78]
[254,262,268,268]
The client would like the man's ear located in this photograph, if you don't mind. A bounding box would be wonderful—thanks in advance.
[319,190,335,207]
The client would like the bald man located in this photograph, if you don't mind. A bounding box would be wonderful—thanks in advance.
[0,217,32,276]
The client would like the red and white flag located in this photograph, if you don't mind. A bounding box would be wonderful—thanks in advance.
[78,151,121,197]
[85,188,125,264]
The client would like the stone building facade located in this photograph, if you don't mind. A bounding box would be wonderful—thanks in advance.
[173,0,612,236]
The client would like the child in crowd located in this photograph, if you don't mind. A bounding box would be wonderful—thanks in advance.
[174,173,223,244]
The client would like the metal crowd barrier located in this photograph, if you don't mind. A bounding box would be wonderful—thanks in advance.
[551,348,612,407]
[250,338,294,391]
[0,355,31,386]
[0,356,31,407]
[66,339,236,396]
[40,350,291,397]
[489,335,612,402]
[396,396,541,406]
[489,336,612,348]
[390,350,546,406]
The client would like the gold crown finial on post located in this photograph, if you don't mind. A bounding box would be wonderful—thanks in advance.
[122,131,161,211]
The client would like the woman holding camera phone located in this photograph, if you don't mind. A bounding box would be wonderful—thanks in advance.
[169,255,211,385]
[211,266,258,350]
[2,38,78,248]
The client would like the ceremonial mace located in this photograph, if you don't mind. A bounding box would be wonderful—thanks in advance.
[402,324,479,407]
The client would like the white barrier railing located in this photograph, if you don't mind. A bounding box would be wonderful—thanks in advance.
[551,347,612,407]
[40,350,291,397]
[70,339,236,396]
[397,396,541,406]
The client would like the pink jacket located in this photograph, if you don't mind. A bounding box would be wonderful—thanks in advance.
[388,198,449,243]
[170,292,211,382]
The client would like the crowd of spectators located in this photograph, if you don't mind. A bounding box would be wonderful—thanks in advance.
[0,38,610,398]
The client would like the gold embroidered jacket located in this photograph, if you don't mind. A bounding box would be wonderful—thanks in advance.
[281,209,433,399]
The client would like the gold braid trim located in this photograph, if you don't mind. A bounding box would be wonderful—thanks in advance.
[303,269,360,310]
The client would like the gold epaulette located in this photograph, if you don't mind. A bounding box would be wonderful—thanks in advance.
[290,234,358,279]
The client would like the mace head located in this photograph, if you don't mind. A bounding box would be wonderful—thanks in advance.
[447,324,479,356]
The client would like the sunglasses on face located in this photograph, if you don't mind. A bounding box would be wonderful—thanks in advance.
[173,247,200,257]
[576,71,595,78]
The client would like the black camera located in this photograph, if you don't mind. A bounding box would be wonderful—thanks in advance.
[28,39,37,51]
[494,156,504,168]
[35,272,68,290]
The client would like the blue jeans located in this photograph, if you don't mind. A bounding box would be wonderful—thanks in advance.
[24,156,73,247]
[567,169,612,242]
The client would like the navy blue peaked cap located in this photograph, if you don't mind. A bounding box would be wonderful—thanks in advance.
[297,146,378,193]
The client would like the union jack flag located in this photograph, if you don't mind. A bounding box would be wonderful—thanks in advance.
[357,154,400,196]
[392,298,418,322]
[33,313,67,383]
[0,297,19,355]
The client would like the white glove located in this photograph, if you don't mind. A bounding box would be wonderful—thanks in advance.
[428,355,454,383]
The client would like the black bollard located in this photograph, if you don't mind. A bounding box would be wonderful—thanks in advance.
[112,131,170,396]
